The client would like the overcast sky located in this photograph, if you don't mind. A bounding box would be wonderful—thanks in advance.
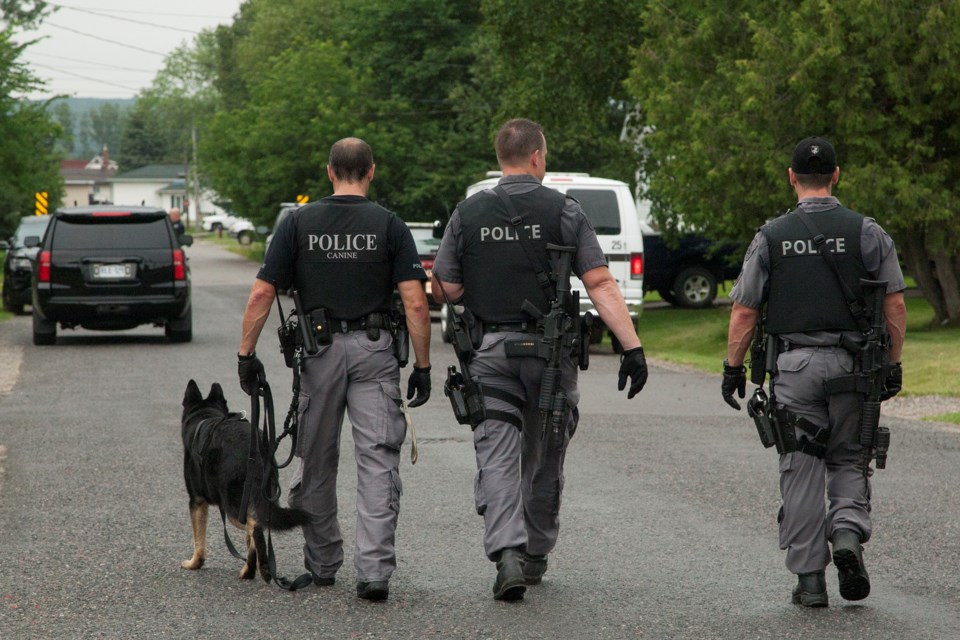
[19,0,243,100]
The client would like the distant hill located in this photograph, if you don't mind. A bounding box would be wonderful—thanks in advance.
[44,97,135,160]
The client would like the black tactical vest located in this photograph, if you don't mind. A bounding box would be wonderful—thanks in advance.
[292,197,393,319]
[761,205,870,334]
[458,185,565,323]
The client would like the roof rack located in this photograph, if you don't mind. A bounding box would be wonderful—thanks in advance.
[483,171,592,178]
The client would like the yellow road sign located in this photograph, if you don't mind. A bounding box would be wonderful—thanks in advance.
[296,194,309,204]
[35,191,48,216]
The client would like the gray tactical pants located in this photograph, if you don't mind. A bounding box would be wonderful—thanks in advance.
[774,346,871,575]
[287,331,406,583]
[469,332,580,561]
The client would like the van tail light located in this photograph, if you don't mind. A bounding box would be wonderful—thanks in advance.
[630,252,643,279]
[172,249,186,280]
[38,250,51,283]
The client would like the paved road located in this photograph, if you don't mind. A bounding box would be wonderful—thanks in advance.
[1,240,958,639]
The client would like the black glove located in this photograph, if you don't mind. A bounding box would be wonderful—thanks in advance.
[880,362,903,401]
[238,352,265,396]
[721,359,747,410]
[618,346,648,399]
[406,365,431,408]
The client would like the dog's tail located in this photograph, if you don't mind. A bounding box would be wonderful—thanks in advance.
[255,501,310,531]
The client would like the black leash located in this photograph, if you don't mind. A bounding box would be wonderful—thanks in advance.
[236,371,312,591]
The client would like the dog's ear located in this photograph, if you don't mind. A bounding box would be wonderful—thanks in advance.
[207,382,227,409]
[184,380,203,407]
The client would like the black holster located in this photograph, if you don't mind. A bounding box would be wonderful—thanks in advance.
[391,312,409,368]
[444,365,485,428]
[277,313,299,369]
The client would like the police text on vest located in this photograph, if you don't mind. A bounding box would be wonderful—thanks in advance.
[307,233,378,259]
[781,237,846,256]
[479,224,541,242]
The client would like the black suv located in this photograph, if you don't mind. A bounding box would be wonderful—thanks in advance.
[27,206,193,345]
[2,215,52,314]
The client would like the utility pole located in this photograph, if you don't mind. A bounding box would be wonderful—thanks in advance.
[191,126,201,231]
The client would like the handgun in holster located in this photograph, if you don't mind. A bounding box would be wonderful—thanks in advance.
[290,290,320,354]
[391,306,410,368]
[444,365,486,427]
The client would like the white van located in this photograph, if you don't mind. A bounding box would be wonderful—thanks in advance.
[440,172,644,352]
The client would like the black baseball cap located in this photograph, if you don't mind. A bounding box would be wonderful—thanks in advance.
[791,137,837,175]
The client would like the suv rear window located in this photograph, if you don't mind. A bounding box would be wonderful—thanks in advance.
[568,189,621,235]
[53,218,171,250]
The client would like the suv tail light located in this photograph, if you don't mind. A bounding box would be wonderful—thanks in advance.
[630,252,643,279]
[38,250,51,282]
[172,249,186,280]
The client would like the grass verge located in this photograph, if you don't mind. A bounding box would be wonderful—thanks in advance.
[198,232,265,263]
[637,293,960,398]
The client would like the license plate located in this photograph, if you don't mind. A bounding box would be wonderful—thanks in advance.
[94,264,133,279]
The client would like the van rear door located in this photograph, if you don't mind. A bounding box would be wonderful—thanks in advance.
[561,185,643,316]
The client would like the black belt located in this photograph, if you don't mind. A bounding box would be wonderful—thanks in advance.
[329,313,387,334]
[483,321,536,334]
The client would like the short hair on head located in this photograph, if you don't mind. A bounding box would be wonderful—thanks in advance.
[794,172,834,190]
[329,137,374,183]
[495,118,545,167]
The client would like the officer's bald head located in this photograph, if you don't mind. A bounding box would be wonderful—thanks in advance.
[329,137,374,183]
[495,119,546,169]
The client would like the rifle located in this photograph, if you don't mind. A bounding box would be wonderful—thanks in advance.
[856,279,892,470]
[436,281,485,428]
[517,244,577,439]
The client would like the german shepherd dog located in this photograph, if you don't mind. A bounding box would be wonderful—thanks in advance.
[181,380,307,581]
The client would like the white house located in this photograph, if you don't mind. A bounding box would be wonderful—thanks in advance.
[109,164,228,227]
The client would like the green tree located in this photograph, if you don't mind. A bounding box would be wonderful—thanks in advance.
[0,26,62,235]
[628,0,960,325]
[471,0,645,185]
[50,100,74,156]
[78,102,126,159]
[203,39,369,222]
[200,0,485,222]
[118,32,221,171]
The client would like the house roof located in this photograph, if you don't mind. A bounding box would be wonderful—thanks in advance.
[112,164,188,182]
[60,159,117,185]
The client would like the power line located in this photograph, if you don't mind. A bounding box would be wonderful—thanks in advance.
[46,22,169,56]
[49,3,233,19]
[48,3,202,35]
[27,51,156,72]
[31,62,143,92]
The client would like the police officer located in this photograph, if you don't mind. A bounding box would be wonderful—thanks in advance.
[431,118,649,601]
[237,137,432,602]
[722,137,906,606]
[169,207,185,236]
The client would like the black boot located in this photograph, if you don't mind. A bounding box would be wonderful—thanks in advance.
[492,548,526,601]
[832,529,870,601]
[791,571,828,607]
[521,552,548,585]
[357,580,389,601]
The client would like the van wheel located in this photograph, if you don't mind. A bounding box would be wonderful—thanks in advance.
[672,267,717,309]
[237,230,253,245]
[32,309,56,345]
[166,305,193,343]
